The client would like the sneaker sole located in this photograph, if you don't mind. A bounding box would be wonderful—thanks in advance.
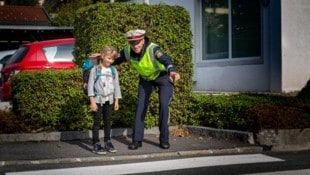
[108,149,117,153]
[92,150,107,155]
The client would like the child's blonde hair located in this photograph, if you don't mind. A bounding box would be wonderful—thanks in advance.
[101,46,118,59]
[98,46,118,68]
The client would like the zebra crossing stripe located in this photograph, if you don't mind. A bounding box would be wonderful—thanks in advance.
[6,154,284,175]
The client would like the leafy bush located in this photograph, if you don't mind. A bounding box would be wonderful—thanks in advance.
[3,82,310,133]
[188,94,252,130]
[74,3,193,128]
[187,93,309,131]
[243,105,310,133]
[11,69,92,131]
[0,110,29,134]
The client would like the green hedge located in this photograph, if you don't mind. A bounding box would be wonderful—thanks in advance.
[8,69,310,132]
[73,3,194,128]
[11,69,92,131]
[187,93,310,131]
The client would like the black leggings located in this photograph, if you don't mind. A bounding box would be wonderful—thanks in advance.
[92,101,113,144]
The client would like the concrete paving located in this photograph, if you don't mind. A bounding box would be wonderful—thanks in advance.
[0,126,263,167]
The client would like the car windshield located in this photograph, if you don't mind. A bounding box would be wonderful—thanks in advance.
[6,47,28,65]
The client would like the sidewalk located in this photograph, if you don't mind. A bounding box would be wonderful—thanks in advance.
[0,126,263,167]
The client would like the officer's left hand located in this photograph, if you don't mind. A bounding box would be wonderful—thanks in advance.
[170,72,180,82]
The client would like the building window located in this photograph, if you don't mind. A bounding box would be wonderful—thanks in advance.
[202,0,261,60]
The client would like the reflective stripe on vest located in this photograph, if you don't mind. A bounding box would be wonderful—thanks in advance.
[124,43,165,80]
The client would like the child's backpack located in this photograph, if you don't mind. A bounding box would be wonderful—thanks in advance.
[82,58,115,95]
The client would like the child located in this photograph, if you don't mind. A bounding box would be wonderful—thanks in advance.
[87,46,122,154]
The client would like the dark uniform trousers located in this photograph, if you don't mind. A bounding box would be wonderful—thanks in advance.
[132,72,174,143]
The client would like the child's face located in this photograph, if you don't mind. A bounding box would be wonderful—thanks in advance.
[101,54,115,67]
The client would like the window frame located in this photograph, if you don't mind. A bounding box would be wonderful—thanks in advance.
[198,0,263,67]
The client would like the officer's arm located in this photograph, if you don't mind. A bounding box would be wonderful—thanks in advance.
[112,50,127,65]
[154,47,176,73]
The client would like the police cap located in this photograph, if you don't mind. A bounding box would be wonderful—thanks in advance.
[126,29,145,45]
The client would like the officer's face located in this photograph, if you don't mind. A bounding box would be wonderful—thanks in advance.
[129,39,144,54]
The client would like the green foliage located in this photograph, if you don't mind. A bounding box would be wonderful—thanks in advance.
[243,105,310,133]
[5,73,310,133]
[187,93,302,131]
[74,3,193,128]
[11,69,92,131]
[0,109,29,134]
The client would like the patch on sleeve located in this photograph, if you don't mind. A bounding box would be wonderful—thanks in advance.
[155,50,164,58]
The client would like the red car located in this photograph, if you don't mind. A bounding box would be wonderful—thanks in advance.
[0,38,76,101]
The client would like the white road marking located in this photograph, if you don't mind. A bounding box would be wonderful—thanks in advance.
[242,169,310,175]
[6,154,283,175]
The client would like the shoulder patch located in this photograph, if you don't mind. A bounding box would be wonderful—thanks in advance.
[155,50,164,58]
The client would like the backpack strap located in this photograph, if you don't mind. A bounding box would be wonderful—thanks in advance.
[95,66,101,83]
[94,66,114,84]
[93,66,101,95]
[110,66,115,79]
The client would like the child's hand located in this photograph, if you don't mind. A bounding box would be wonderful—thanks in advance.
[114,99,119,111]
[90,102,97,112]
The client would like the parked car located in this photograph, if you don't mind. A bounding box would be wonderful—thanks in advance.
[0,49,16,61]
[0,54,13,87]
[0,38,76,101]
[0,49,16,73]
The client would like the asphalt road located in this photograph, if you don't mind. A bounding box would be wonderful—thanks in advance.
[1,151,310,175]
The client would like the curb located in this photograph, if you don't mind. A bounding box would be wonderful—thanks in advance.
[0,146,263,167]
[185,125,255,144]
[0,126,250,143]
[0,126,179,142]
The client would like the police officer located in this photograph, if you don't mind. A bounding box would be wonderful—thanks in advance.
[113,29,180,150]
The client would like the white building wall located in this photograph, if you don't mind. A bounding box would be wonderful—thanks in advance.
[281,0,310,92]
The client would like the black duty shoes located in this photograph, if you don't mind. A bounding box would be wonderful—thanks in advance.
[128,141,142,150]
[160,142,170,149]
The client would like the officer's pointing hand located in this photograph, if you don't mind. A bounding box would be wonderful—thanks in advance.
[170,72,180,82]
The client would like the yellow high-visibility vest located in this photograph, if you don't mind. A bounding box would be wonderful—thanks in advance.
[124,43,165,80]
